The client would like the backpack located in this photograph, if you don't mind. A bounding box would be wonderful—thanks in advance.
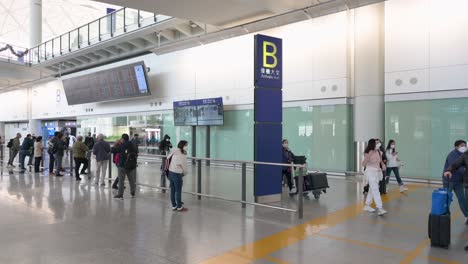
[113,153,121,165]
[6,139,13,148]
[124,144,137,170]
[48,140,57,155]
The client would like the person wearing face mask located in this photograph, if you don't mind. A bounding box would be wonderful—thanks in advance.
[282,139,296,194]
[442,140,468,224]
[385,140,408,193]
[168,140,189,212]
[362,138,387,215]
[376,139,388,194]
[159,134,173,156]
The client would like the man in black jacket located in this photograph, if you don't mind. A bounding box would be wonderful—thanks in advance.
[19,134,34,171]
[444,150,468,251]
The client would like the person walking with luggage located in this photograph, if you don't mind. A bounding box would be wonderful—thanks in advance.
[7,133,21,167]
[362,139,387,216]
[93,134,111,186]
[282,139,296,194]
[112,134,138,200]
[167,140,189,212]
[443,140,468,225]
[385,140,408,193]
[33,136,44,173]
[72,136,89,181]
[19,134,34,171]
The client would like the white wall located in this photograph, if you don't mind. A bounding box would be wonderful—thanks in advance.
[0,89,28,121]
[16,10,350,122]
[385,0,468,95]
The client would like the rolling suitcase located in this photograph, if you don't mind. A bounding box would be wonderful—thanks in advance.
[428,189,452,248]
[304,172,329,199]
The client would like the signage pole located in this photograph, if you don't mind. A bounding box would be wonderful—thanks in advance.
[206,126,210,167]
[192,126,196,165]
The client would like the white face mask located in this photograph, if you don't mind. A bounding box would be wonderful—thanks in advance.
[183,146,188,152]
[283,144,289,148]
[390,144,395,149]
[376,143,381,149]
[166,139,169,142]
[458,146,467,153]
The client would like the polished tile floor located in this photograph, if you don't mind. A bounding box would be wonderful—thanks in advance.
[0,154,467,264]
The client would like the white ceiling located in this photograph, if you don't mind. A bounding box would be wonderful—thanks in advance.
[0,0,120,48]
[93,0,324,28]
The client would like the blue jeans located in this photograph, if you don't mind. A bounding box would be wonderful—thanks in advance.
[444,180,468,218]
[386,167,403,186]
[19,150,28,170]
[169,171,183,208]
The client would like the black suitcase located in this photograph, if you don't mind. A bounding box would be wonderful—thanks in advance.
[428,213,451,248]
[308,172,329,190]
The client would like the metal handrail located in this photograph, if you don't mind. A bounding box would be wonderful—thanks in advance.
[27,7,170,64]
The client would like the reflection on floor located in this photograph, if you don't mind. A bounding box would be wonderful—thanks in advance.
[0,162,466,264]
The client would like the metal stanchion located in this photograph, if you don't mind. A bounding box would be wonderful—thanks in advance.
[87,152,91,174]
[298,165,304,219]
[108,156,112,182]
[69,150,74,177]
[197,159,202,200]
[241,162,246,208]
[1,144,4,162]
[40,149,44,171]
[161,156,167,193]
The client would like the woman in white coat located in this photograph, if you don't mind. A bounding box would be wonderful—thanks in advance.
[362,138,388,216]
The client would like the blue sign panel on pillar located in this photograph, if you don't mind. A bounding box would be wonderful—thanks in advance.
[254,123,283,196]
[254,34,282,89]
[254,89,282,122]
[254,34,283,201]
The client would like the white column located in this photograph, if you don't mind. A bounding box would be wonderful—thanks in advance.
[27,87,42,137]
[30,0,42,47]
[353,2,385,142]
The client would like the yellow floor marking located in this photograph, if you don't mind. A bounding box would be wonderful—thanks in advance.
[400,210,462,264]
[263,255,290,264]
[360,218,425,232]
[199,184,422,264]
[316,233,408,255]
[317,233,461,264]
[423,256,462,264]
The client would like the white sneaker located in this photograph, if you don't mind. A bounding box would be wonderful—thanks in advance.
[364,205,376,213]
[377,208,387,216]
[399,186,408,192]
[289,187,297,194]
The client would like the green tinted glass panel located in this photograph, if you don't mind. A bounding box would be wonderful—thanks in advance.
[385,98,468,180]
[283,105,353,171]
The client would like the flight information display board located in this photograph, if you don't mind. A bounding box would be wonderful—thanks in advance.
[173,97,224,126]
[63,61,151,105]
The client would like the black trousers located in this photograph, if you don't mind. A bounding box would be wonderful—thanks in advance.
[34,157,42,172]
[74,158,88,179]
[282,168,294,190]
[49,154,55,173]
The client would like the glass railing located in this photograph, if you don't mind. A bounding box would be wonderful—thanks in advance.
[0,42,30,64]
[27,7,172,64]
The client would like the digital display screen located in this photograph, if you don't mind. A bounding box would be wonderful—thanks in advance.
[173,97,224,126]
[63,61,151,105]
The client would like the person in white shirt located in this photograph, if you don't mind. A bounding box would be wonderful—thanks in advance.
[167,140,189,212]
[385,140,408,193]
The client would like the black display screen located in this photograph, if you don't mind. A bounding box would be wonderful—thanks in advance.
[63,61,150,105]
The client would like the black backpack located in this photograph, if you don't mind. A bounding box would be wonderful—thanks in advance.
[6,139,13,148]
[124,145,138,170]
